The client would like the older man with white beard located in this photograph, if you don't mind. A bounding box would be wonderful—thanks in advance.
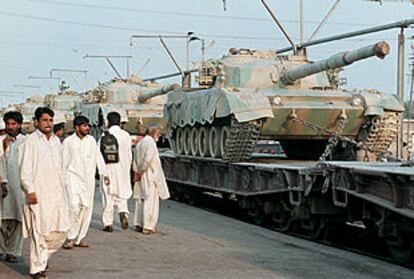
[133,125,170,235]
[20,107,70,279]
[63,116,109,249]
[0,111,25,263]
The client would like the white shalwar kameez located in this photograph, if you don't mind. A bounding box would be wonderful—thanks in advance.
[100,125,132,226]
[20,130,70,274]
[0,134,25,257]
[133,135,170,231]
[63,134,107,244]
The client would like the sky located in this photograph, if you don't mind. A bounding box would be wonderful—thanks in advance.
[0,0,413,106]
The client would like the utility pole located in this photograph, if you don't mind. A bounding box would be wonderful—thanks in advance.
[397,28,405,159]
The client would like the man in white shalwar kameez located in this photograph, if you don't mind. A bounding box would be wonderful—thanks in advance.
[20,107,70,279]
[0,111,25,263]
[133,125,170,234]
[63,116,109,249]
[100,112,132,232]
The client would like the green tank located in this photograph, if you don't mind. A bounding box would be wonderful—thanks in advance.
[44,90,83,133]
[76,76,179,140]
[164,41,404,161]
[12,95,45,133]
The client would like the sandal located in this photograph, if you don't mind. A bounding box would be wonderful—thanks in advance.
[63,240,74,250]
[142,229,155,235]
[75,242,89,248]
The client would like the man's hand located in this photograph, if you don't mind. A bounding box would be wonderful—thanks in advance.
[133,172,143,182]
[2,136,14,153]
[0,182,8,199]
[103,176,110,186]
[28,192,38,205]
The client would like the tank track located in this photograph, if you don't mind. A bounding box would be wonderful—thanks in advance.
[363,111,400,154]
[223,117,261,162]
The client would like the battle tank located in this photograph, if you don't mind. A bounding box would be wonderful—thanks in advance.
[76,76,179,141]
[44,90,83,133]
[164,41,404,161]
[12,95,45,133]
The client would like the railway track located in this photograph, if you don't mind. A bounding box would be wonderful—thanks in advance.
[167,184,414,269]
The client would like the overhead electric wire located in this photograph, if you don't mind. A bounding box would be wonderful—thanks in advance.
[27,0,373,27]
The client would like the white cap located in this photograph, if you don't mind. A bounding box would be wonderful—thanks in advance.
[0,120,5,130]
[54,111,66,125]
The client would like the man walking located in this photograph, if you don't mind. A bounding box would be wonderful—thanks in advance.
[100,112,132,232]
[63,116,109,249]
[0,111,25,262]
[133,125,170,235]
[20,107,70,279]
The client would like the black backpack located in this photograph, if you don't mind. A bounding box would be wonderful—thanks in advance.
[100,131,119,164]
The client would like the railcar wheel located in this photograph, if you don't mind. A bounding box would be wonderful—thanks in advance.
[271,201,292,232]
[175,128,184,155]
[198,127,209,157]
[183,127,192,155]
[189,127,199,156]
[386,234,414,263]
[208,126,221,158]
[219,126,230,159]
[300,214,327,240]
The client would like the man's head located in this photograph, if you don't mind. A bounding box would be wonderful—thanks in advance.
[3,111,23,137]
[107,112,121,128]
[73,115,90,138]
[53,123,65,138]
[146,124,162,142]
[34,107,54,135]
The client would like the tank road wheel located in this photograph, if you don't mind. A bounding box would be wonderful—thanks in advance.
[219,126,231,159]
[208,126,221,158]
[175,128,184,155]
[189,127,199,156]
[198,127,209,158]
[183,127,192,156]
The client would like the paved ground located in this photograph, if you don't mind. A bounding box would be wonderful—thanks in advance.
[0,189,414,279]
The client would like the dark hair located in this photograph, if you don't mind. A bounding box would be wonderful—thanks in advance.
[3,111,23,124]
[53,123,65,133]
[34,107,54,121]
[73,115,89,126]
[107,112,121,126]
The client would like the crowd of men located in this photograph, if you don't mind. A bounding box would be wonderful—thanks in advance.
[0,107,170,279]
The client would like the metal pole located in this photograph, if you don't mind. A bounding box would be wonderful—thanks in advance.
[276,18,414,54]
[307,0,341,43]
[407,59,414,156]
[397,28,405,159]
[261,0,297,52]
[300,0,304,45]
[126,58,130,78]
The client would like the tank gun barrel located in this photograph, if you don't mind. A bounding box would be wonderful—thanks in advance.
[138,83,180,103]
[281,41,390,85]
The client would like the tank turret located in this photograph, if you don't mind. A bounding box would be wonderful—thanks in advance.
[281,41,390,85]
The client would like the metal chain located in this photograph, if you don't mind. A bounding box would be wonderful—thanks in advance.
[291,116,372,161]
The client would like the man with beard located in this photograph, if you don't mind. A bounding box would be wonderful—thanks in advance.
[62,116,109,249]
[20,107,70,279]
[0,111,25,262]
[133,125,170,235]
